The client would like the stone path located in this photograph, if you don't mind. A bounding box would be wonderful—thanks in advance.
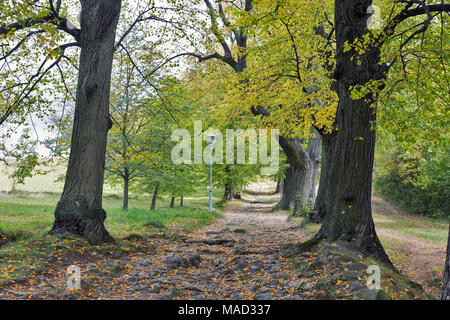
[1,189,309,300]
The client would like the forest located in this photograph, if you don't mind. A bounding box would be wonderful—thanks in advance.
[0,0,448,303]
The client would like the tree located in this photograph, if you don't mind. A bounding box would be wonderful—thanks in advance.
[275,129,321,213]
[185,61,267,201]
[1,0,183,243]
[49,0,122,243]
[106,50,150,211]
[313,0,449,263]
[373,16,449,219]
[0,128,41,191]
[236,0,448,264]
[0,0,121,243]
[232,0,335,213]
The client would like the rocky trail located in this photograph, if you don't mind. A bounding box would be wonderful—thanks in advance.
[0,183,445,300]
[1,186,312,300]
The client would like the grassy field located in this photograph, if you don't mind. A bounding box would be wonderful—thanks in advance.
[0,162,120,194]
[372,200,449,244]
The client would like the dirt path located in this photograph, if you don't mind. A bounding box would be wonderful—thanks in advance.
[1,184,309,300]
[372,193,446,298]
[1,184,445,300]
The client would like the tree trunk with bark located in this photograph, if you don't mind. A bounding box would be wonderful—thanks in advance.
[310,134,336,222]
[442,224,450,300]
[122,166,129,211]
[170,196,175,208]
[180,195,184,207]
[150,184,159,211]
[315,0,391,264]
[307,129,321,205]
[50,0,121,244]
[276,160,299,210]
[275,130,321,214]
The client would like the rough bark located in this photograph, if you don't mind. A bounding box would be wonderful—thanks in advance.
[150,184,159,211]
[275,136,312,213]
[310,134,336,222]
[170,196,175,208]
[275,130,321,214]
[315,0,391,264]
[442,224,450,300]
[122,166,129,211]
[50,0,121,244]
[307,128,321,205]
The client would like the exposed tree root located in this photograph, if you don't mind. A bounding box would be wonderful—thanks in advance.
[50,199,114,245]
[281,237,321,258]
[282,235,396,270]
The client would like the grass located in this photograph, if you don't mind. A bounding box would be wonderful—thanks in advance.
[0,187,223,284]
[0,161,120,195]
[293,201,448,245]
[372,201,449,244]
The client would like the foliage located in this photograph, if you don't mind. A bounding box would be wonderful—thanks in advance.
[374,140,450,218]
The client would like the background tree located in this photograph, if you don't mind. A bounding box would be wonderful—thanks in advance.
[231,0,335,213]
[0,128,41,191]
[105,47,155,211]
[0,0,188,243]
[169,0,321,205]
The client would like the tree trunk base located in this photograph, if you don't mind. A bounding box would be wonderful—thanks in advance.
[308,207,323,223]
[281,237,321,258]
[49,199,114,245]
[281,235,394,268]
[273,198,291,211]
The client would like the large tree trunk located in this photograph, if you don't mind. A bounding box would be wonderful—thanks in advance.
[275,136,312,213]
[275,130,321,214]
[315,0,391,264]
[250,107,319,213]
[276,161,297,210]
[170,196,175,208]
[150,184,159,211]
[50,0,121,244]
[310,134,336,222]
[307,128,321,205]
[122,166,129,211]
[442,224,450,300]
